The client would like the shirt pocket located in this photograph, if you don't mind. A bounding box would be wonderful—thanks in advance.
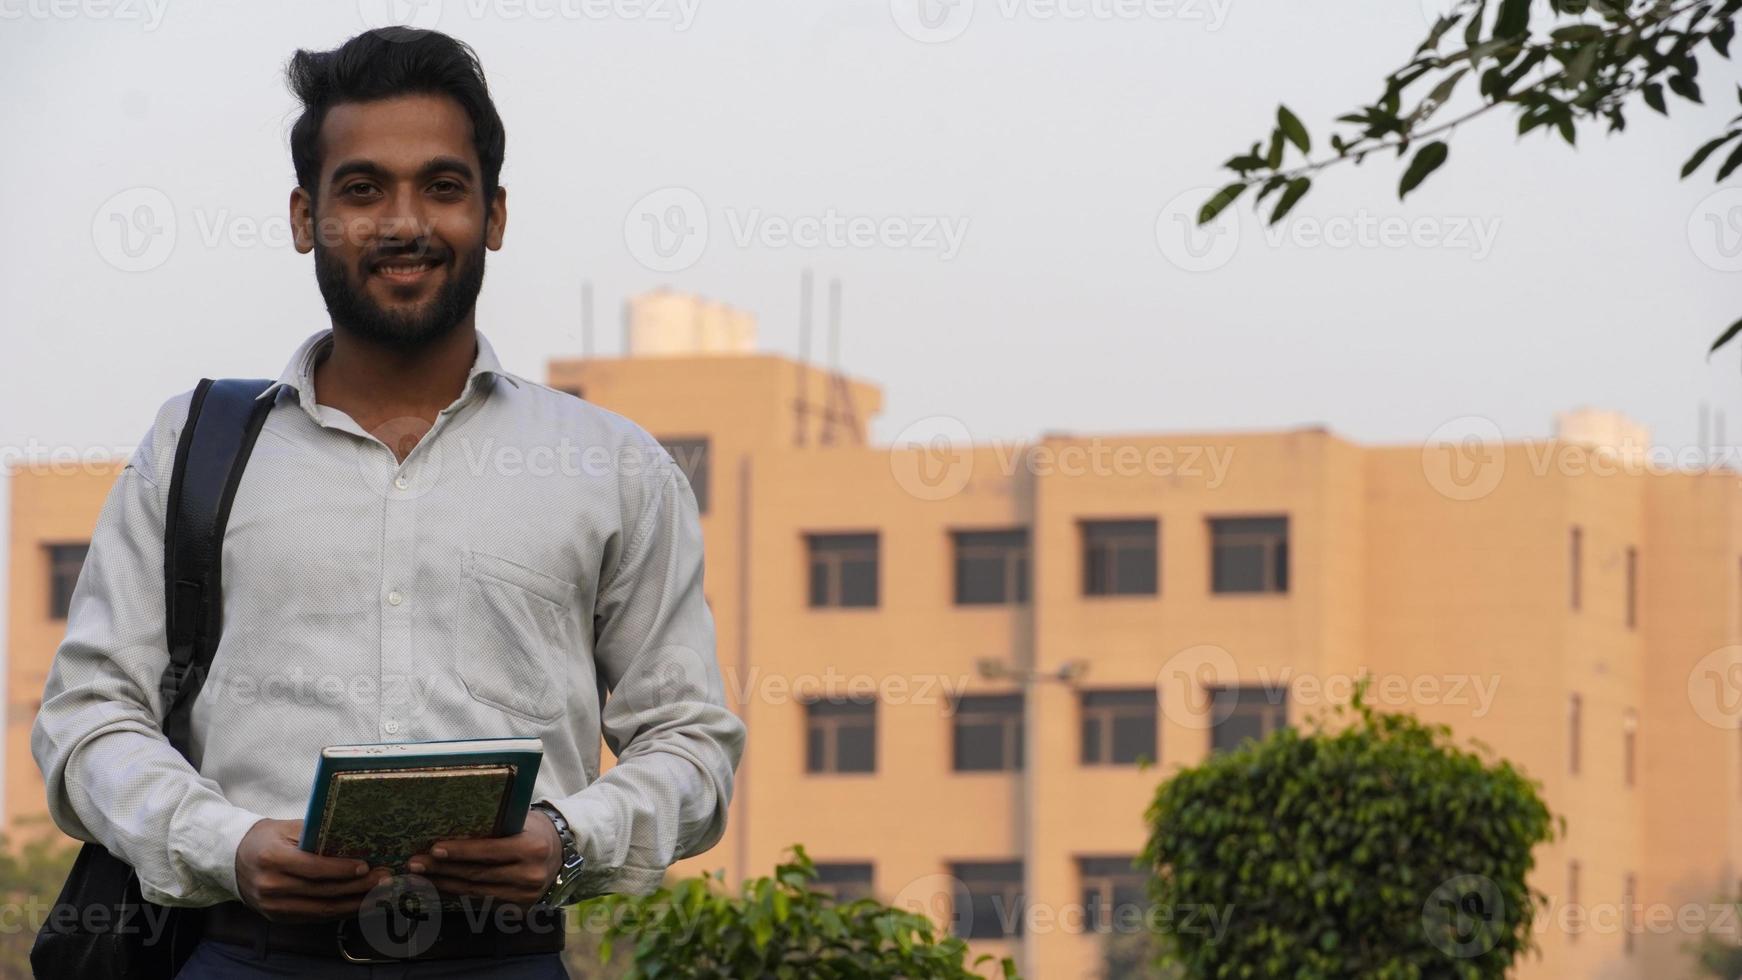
[457,549,577,724]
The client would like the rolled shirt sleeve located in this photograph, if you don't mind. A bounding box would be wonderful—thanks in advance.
[544,447,746,896]
[30,396,267,907]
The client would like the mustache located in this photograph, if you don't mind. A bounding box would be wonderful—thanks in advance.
[365,241,449,270]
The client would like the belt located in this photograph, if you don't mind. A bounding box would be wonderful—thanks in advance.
[201,897,568,962]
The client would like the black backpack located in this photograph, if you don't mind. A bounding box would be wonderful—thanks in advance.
[31,378,275,979]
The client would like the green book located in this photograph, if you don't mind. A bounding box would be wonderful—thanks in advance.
[298,737,544,872]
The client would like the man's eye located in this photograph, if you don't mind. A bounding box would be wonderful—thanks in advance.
[431,180,463,195]
[344,183,380,198]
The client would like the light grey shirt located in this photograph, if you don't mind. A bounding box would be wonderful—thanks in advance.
[31,327,744,907]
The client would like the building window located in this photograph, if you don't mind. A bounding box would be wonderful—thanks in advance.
[1209,686,1288,755]
[953,694,1024,771]
[1569,693,1583,776]
[47,543,90,620]
[813,863,875,903]
[1079,856,1147,933]
[1622,873,1637,955]
[658,436,710,515]
[1617,711,1638,795]
[950,861,1024,939]
[1209,517,1289,594]
[1625,546,1638,629]
[1080,690,1157,766]
[1081,519,1158,596]
[1570,526,1582,611]
[804,697,876,774]
[807,533,879,608]
[1568,860,1581,942]
[953,529,1029,605]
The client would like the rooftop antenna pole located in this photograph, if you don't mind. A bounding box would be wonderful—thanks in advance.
[1700,400,1711,465]
[827,276,841,374]
[796,269,814,447]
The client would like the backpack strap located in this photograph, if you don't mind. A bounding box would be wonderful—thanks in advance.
[159,378,276,759]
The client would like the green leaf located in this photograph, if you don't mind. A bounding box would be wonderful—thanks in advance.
[1465,0,1488,46]
[1565,42,1599,86]
[1198,182,1247,224]
[1718,142,1742,181]
[1550,24,1604,42]
[1270,177,1311,225]
[1399,141,1449,200]
[1494,0,1530,39]
[1669,74,1703,104]
[1265,129,1285,168]
[1710,316,1742,357]
[1277,104,1311,154]
[1419,14,1460,53]
[1643,82,1667,114]
[1423,67,1470,112]
[1681,132,1740,177]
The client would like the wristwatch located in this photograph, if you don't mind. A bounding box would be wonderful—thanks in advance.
[531,801,587,907]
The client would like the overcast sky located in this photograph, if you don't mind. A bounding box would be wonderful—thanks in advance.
[2,1,1738,687]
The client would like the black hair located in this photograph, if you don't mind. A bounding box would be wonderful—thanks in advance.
[285,28,505,204]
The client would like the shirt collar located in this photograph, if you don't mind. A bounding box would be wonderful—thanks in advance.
[256,328,521,419]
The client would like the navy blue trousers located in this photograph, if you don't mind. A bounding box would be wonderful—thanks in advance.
[173,939,570,978]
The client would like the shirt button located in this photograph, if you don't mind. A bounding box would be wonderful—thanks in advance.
[394,476,409,490]
[384,720,400,735]
[387,590,403,606]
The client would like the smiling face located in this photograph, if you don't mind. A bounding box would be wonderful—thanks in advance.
[291,92,506,351]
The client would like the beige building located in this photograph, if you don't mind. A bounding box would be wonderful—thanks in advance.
[9,292,1742,978]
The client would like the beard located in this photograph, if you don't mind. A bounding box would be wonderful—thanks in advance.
[312,233,487,352]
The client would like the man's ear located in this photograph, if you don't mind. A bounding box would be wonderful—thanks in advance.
[290,186,315,254]
[486,186,507,251]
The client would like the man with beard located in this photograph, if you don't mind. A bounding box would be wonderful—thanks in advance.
[31,28,744,978]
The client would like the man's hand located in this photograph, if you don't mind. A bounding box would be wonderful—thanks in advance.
[405,808,562,906]
[235,818,391,922]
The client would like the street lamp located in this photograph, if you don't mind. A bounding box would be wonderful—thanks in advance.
[971,655,1088,976]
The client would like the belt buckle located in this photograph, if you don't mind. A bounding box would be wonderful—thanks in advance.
[336,917,401,964]
[338,875,447,962]
[336,909,446,964]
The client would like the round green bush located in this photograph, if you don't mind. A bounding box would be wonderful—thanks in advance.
[1139,687,1558,979]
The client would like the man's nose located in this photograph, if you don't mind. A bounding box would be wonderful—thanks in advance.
[376,184,433,244]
